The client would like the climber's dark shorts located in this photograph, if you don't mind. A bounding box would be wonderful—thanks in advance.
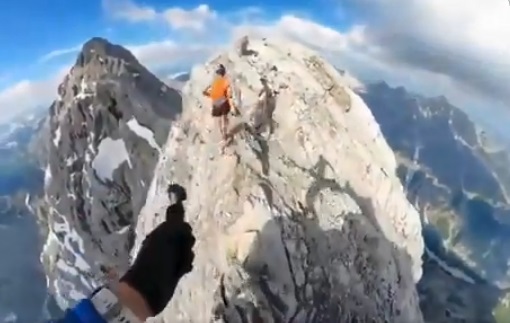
[211,100,231,117]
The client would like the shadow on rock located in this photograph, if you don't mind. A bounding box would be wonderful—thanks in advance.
[226,79,279,177]
[212,155,423,323]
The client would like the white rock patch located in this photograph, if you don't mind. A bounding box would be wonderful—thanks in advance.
[127,117,160,151]
[53,126,61,147]
[92,137,131,181]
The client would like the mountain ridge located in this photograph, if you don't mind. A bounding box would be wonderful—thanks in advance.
[133,36,424,322]
[38,36,181,308]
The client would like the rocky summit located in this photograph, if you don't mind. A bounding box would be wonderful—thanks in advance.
[39,37,181,308]
[133,37,424,322]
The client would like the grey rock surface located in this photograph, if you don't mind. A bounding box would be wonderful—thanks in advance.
[39,37,181,308]
[135,37,425,322]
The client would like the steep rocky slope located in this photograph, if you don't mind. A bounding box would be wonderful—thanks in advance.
[134,37,424,322]
[358,82,510,322]
[39,37,181,308]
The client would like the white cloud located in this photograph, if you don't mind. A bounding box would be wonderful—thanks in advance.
[102,0,217,32]
[162,4,217,31]
[0,67,68,122]
[39,45,82,63]
[127,40,215,69]
[102,0,157,22]
[338,0,510,108]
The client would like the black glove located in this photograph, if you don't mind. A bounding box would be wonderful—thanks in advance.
[120,184,195,315]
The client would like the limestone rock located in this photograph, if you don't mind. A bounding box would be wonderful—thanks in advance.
[135,37,424,322]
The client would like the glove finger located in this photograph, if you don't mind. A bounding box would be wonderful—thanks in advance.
[177,250,194,275]
[176,222,195,245]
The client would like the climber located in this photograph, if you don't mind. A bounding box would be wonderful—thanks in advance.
[251,77,277,134]
[202,63,240,153]
[47,184,195,323]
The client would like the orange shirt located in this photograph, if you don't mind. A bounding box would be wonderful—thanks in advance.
[208,77,231,101]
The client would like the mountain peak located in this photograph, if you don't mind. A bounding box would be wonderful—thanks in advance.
[40,37,181,307]
[133,36,424,322]
[75,37,139,69]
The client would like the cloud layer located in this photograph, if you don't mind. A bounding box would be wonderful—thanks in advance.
[341,0,510,107]
[38,45,82,63]
[1,0,508,128]
[0,66,68,122]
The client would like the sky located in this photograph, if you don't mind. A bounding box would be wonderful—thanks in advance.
[0,0,509,136]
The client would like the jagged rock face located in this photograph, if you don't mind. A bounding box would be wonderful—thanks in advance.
[135,37,424,322]
[358,82,510,289]
[28,113,51,169]
[41,37,181,308]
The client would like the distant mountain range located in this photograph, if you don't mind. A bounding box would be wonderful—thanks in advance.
[358,81,510,322]
[0,107,46,215]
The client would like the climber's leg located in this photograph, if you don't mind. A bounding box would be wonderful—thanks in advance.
[220,103,234,154]
[217,116,225,140]
[223,114,229,141]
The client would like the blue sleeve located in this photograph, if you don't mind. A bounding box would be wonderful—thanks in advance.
[47,298,108,323]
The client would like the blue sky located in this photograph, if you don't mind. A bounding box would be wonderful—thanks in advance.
[0,0,509,138]
[0,0,349,83]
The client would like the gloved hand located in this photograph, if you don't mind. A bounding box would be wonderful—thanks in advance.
[120,184,195,316]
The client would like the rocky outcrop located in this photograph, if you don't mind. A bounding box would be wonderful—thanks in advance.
[40,37,181,308]
[135,37,424,322]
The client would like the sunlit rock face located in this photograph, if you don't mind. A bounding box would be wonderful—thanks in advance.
[134,37,424,323]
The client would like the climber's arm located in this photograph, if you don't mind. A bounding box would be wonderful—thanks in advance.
[48,282,148,323]
[48,184,194,323]
[113,282,154,320]
[202,85,211,97]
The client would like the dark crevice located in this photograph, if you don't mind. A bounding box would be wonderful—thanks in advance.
[258,277,288,316]
[107,96,123,121]
[235,305,249,323]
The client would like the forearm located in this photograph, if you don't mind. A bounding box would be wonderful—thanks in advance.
[52,282,151,323]
[113,282,153,321]
[102,267,154,320]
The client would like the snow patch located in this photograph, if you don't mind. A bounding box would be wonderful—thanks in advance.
[2,312,17,323]
[92,137,131,181]
[42,208,97,310]
[127,118,160,151]
[5,141,17,148]
[25,194,33,214]
[66,155,77,166]
[44,165,52,187]
[48,208,90,272]
[116,225,130,235]
[56,258,79,276]
[75,78,93,100]
[53,126,61,147]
